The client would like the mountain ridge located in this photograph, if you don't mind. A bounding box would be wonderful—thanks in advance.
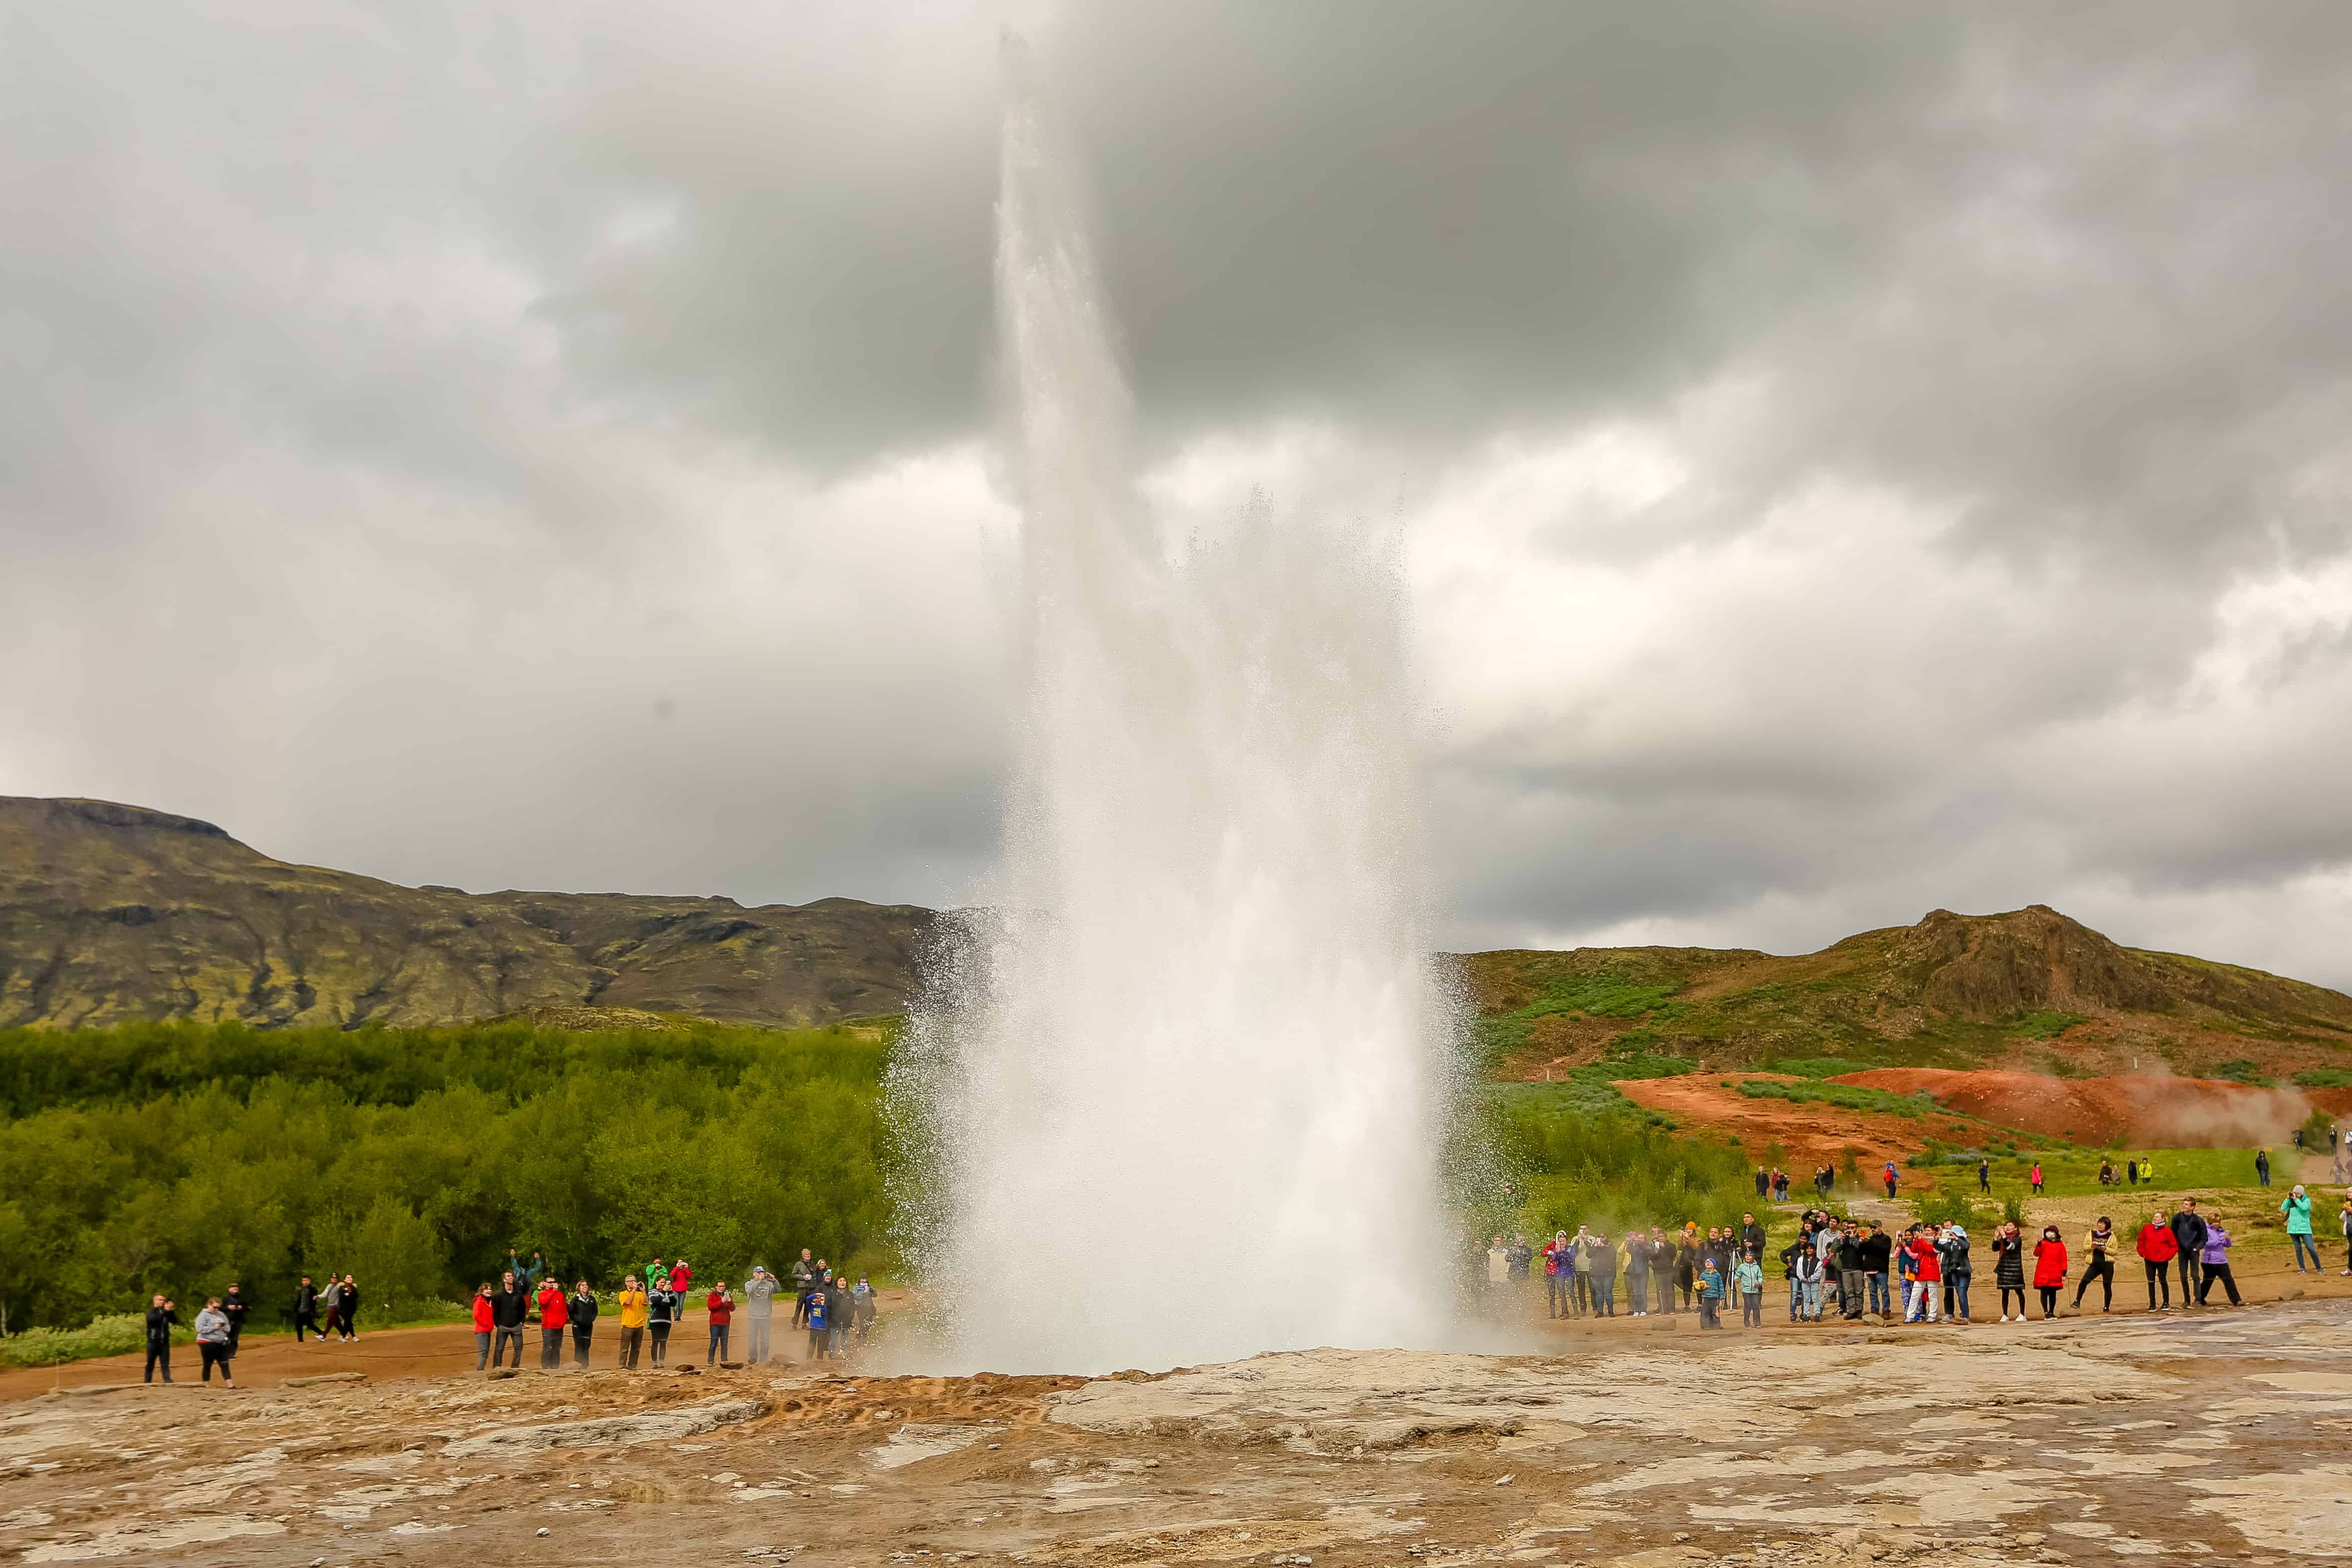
[8,796,2351,1077]
[1462,902,2352,1082]
[0,796,932,1029]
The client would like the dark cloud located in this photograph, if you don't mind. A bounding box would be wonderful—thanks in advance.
[3,2,2350,984]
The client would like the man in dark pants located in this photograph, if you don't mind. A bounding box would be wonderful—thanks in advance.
[292,1277,322,1343]
[1978,1159,1991,1192]
[489,1271,531,1368]
[220,1283,249,1352]
[2169,1199,2209,1306]
[143,1295,178,1383]
[1836,1226,1867,1320]
[791,1249,817,1328]
[1859,1223,1894,1318]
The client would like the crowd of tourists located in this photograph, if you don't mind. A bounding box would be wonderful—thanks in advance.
[136,1244,877,1386]
[469,1247,878,1371]
[1489,1184,2342,1329]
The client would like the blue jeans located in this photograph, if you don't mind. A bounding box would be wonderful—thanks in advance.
[1867,1273,1889,1315]
[1950,1278,1971,1319]
[2291,1233,2324,1272]
[1797,1281,1821,1320]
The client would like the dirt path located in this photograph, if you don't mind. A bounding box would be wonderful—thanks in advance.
[0,1296,912,1407]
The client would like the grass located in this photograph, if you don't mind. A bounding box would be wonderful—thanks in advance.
[2293,1068,2352,1089]
[2210,1058,2278,1087]
[1517,975,1683,1022]
[2011,1011,2089,1040]
[1493,1051,1696,1124]
[1912,1144,2293,1199]
[1763,1057,1879,1080]
[1737,1079,1943,1118]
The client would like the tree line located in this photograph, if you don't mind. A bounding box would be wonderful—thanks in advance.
[0,1019,892,1334]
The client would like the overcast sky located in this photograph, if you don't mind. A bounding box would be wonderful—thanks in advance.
[6,3,2351,987]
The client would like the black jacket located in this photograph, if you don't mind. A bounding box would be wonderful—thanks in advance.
[1589,1242,1618,1280]
[1741,1222,1767,1258]
[2170,1210,2209,1254]
[295,1283,318,1316]
[1857,1233,1892,1271]
[1779,1240,1809,1279]
[567,1291,599,1328]
[220,1295,248,1333]
[1834,1236,1864,1271]
[490,1286,530,1329]
[145,1305,177,1344]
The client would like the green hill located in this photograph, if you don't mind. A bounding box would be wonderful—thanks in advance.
[0,796,931,1029]
[1462,904,2352,1084]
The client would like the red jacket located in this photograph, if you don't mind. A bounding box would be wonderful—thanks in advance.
[536,1285,568,1328]
[2136,1223,2178,1263]
[1909,1237,1941,1283]
[706,1290,732,1326]
[2032,1238,2069,1288]
[472,1295,495,1332]
[669,1264,692,1294]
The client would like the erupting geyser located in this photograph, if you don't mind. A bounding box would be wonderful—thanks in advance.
[887,42,1456,1373]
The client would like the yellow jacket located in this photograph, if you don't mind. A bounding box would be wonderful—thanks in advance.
[618,1288,649,1329]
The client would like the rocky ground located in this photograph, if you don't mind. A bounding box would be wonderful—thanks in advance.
[8,1288,2352,1567]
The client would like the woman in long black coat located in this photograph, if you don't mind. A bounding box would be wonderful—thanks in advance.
[1991,1221,2028,1322]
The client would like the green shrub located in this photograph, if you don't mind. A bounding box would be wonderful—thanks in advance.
[0,1313,156,1368]
[2011,1012,2088,1040]
[2211,1059,2277,1088]
[1912,1189,1994,1232]
[1488,1097,1756,1236]
[2292,1068,2352,1089]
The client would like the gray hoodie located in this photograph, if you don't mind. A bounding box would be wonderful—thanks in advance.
[194,1307,231,1344]
[744,1271,780,1318]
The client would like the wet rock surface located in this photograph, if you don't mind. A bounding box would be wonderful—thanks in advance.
[4,1303,2350,1564]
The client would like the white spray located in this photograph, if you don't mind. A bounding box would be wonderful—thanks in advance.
[888,42,1457,1374]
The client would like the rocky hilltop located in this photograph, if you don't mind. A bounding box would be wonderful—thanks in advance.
[1466,903,2352,1080]
[0,797,932,1029]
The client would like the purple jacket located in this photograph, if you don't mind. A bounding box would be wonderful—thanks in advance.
[2200,1226,2232,1267]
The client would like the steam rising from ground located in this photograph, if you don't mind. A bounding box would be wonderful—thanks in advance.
[887,45,1456,1373]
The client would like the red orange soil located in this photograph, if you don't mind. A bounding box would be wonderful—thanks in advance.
[1613,1073,1971,1183]
[1832,1068,2312,1147]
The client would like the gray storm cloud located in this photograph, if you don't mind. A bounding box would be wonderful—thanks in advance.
[3,2,2348,984]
